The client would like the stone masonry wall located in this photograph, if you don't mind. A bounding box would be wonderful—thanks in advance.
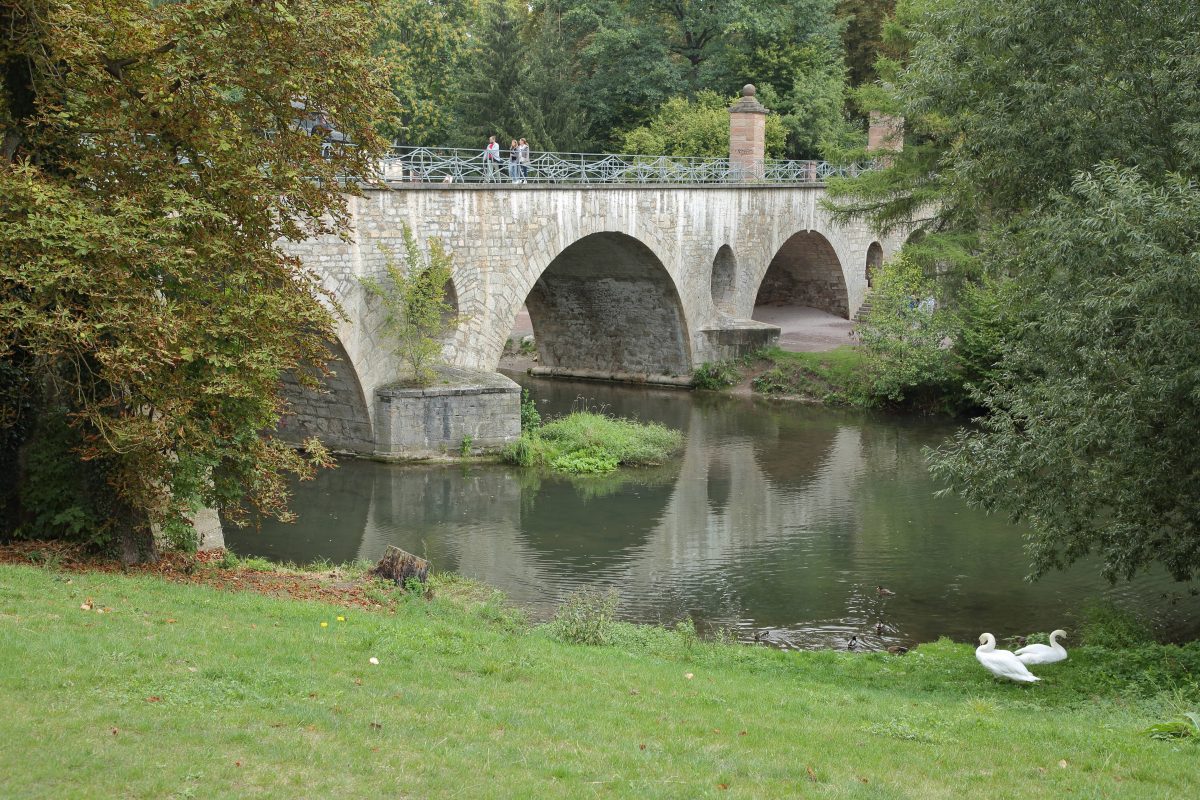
[373,366,521,459]
[277,339,374,454]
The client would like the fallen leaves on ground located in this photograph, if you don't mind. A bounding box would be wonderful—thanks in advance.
[0,541,406,613]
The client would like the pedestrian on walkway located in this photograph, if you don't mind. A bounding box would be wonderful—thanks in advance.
[483,135,500,182]
[508,139,520,183]
[517,138,530,183]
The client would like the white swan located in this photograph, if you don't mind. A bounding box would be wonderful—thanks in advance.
[975,633,1040,683]
[1015,629,1068,665]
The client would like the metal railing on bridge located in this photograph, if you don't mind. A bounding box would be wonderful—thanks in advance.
[380,146,874,186]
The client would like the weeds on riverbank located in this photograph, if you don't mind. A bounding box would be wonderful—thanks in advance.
[502,410,683,475]
[698,345,970,412]
[751,347,871,404]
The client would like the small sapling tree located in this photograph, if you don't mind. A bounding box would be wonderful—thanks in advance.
[361,227,459,387]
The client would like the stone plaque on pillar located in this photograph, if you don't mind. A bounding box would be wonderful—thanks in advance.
[728,84,768,181]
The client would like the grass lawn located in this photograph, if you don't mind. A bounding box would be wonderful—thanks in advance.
[1,563,1197,798]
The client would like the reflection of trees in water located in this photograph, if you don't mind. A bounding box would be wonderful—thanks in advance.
[231,381,1200,644]
[359,464,524,571]
[222,458,373,565]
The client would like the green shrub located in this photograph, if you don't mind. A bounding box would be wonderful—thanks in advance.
[1079,601,1157,648]
[692,361,739,390]
[16,410,108,548]
[549,589,620,645]
[520,389,541,431]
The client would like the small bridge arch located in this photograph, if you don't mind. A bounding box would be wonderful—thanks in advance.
[278,336,374,454]
[754,229,850,319]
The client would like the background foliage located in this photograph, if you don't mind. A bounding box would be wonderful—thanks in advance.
[830,0,1200,582]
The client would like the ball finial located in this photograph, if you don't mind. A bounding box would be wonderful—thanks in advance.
[742,84,756,97]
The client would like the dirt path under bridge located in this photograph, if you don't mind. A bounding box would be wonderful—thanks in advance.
[503,304,854,367]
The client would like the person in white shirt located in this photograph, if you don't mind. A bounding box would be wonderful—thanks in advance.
[484,135,500,182]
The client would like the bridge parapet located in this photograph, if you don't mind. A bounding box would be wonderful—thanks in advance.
[379,146,874,187]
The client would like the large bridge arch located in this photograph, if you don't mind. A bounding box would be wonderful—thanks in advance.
[518,231,692,376]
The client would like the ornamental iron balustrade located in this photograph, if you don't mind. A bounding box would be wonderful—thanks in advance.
[380,146,873,186]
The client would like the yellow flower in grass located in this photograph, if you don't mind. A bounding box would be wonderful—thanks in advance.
[336,616,345,622]
[320,621,328,628]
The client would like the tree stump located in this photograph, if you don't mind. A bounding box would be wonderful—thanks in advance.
[368,546,430,588]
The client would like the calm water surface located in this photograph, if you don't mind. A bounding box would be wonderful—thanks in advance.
[227,375,1200,648]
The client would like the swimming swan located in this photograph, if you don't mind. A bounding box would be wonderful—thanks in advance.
[1015,629,1068,665]
[975,633,1040,683]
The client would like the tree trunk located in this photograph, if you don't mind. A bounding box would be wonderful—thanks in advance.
[113,498,159,566]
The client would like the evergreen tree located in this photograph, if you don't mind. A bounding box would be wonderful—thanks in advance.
[449,0,527,149]
[514,5,592,152]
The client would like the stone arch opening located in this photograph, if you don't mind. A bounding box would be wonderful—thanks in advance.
[710,244,738,315]
[277,337,373,454]
[753,231,849,319]
[520,232,692,376]
[866,241,883,289]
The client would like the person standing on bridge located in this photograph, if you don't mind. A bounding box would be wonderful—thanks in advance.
[508,139,520,183]
[517,138,530,183]
[483,135,500,182]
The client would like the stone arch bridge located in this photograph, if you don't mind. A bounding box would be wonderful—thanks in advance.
[282,183,902,455]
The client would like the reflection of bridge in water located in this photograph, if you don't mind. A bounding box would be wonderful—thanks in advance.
[349,398,868,627]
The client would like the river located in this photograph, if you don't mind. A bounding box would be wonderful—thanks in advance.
[226,374,1200,649]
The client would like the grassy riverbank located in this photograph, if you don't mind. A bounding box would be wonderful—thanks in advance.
[694,347,872,405]
[696,347,966,413]
[2,561,1198,798]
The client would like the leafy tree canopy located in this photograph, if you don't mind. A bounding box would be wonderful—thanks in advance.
[376,0,478,146]
[620,91,786,159]
[836,0,896,87]
[827,0,1200,273]
[526,0,849,155]
[830,0,1200,582]
[930,167,1200,582]
[0,0,391,557]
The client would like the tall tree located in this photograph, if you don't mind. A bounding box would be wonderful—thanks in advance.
[827,0,1199,270]
[836,0,896,87]
[376,0,477,146]
[448,0,527,148]
[930,167,1200,582]
[548,0,848,154]
[1,0,391,559]
[513,4,591,152]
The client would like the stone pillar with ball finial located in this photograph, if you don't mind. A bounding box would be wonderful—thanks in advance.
[728,84,768,181]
